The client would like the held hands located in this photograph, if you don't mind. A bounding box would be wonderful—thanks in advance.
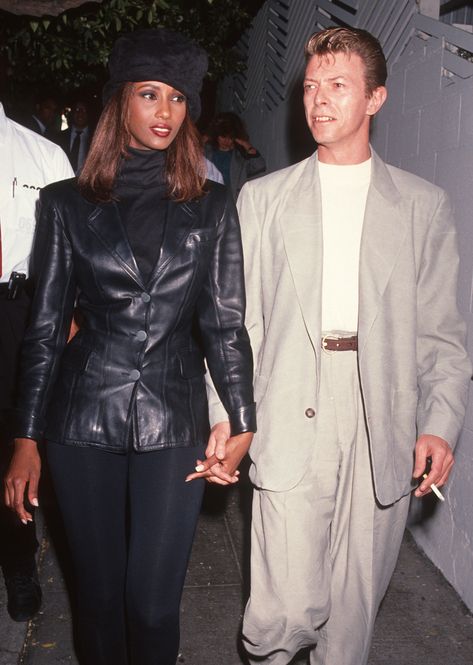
[185,421,253,485]
[412,434,454,498]
[4,438,41,524]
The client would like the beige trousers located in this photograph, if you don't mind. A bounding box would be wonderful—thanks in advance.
[242,350,411,665]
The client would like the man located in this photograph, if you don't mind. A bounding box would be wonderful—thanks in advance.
[23,93,59,139]
[57,97,93,174]
[210,27,470,665]
[0,84,73,621]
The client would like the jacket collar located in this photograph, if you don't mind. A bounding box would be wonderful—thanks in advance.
[358,149,405,353]
[86,197,199,290]
[0,103,8,146]
[278,148,405,356]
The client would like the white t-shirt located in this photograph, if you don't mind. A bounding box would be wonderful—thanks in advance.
[319,158,371,332]
[0,103,74,281]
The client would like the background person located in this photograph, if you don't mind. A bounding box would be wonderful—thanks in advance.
[22,93,60,139]
[5,28,255,665]
[205,111,265,200]
[57,97,94,174]
[0,59,73,622]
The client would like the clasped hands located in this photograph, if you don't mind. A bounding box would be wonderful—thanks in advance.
[186,421,252,485]
[2,429,450,527]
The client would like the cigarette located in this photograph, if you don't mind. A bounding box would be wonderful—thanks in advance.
[422,474,445,502]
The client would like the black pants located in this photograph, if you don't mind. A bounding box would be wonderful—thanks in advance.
[47,441,205,665]
[0,290,38,572]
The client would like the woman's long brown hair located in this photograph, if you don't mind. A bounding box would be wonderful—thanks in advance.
[78,82,206,203]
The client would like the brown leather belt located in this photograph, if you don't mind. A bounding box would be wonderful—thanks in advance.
[322,335,358,352]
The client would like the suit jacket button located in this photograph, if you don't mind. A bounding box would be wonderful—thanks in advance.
[136,330,147,341]
[130,369,141,381]
[141,293,151,303]
[305,408,315,418]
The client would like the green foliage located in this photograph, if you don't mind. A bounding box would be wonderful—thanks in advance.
[0,0,252,93]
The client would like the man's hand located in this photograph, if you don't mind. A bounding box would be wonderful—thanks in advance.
[4,438,41,524]
[186,421,253,485]
[412,434,453,498]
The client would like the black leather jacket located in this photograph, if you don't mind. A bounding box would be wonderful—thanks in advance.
[14,179,255,452]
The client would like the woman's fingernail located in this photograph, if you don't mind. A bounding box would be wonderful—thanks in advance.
[21,519,28,525]
[32,498,39,507]
[195,464,204,472]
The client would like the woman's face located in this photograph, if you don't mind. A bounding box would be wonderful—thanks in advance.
[127,81,187,150]
[217,134,234,151]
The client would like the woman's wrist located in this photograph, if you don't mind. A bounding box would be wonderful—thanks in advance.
[14,437,39,450]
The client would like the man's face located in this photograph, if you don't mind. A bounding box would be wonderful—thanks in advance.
[71,102,88,129]
[303,51,385,163]
[36,98,58,127]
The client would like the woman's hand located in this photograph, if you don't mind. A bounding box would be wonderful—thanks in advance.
[4,438,41,524]
[234,137,257,155]
[185,421,253,485]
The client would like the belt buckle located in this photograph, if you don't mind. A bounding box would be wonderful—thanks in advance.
[321,333,339,355]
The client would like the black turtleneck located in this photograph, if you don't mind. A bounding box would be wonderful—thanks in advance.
[114,147,168,282]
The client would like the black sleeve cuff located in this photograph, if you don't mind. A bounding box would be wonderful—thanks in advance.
[12,411,45,442]
[229,403,257,436]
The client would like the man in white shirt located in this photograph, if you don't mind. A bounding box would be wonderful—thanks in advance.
[204,26,471,665]
[0,96,73,622]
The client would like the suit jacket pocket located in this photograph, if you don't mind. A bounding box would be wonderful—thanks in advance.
[392,388,418,419]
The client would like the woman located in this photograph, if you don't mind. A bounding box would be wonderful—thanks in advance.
[205,111,266,200]
[4,29,255,665]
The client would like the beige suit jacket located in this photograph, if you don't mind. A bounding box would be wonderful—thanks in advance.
[209,150,471,505]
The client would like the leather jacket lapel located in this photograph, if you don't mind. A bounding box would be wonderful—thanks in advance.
[87,201,145,289]
[149,199,199,283]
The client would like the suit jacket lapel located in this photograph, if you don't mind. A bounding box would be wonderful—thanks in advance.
[87,202,145,289]
[358,150,405,355]
[278,154,323,351]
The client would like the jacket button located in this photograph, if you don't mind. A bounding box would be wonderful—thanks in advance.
[141,293,151,303]
[136,330,147,341]
[130,369,141,381]
[305,408,316,418]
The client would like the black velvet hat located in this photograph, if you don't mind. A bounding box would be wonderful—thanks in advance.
[103,28,208,120]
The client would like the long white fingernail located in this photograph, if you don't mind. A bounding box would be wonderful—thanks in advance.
[195,464,204,472]
[32,498,39,507]
[21,519,28,525]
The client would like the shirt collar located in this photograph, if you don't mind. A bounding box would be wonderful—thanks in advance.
[0,103,8,144]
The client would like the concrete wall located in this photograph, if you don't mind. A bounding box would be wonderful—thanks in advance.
[372,25,473,611]
[219,0,473,610]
